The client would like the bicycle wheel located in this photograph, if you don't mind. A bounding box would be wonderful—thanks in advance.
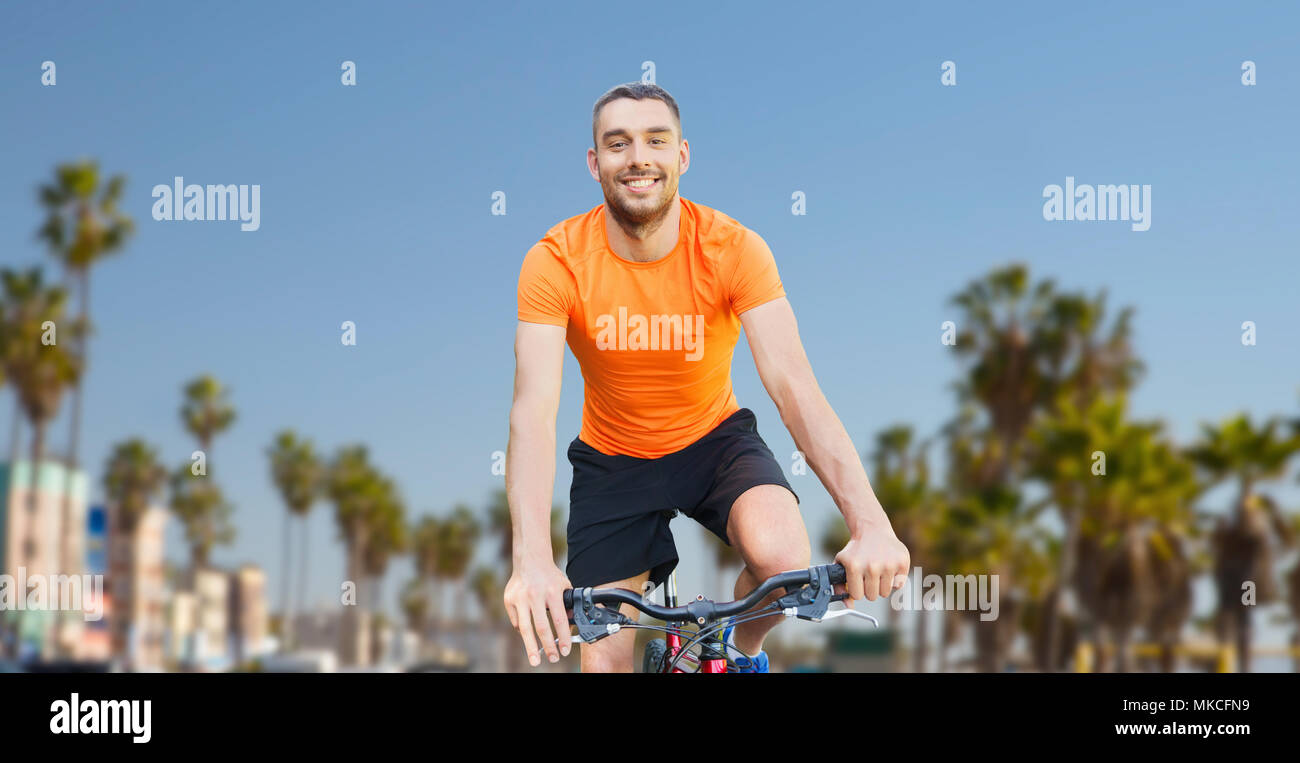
[642,638,668,674]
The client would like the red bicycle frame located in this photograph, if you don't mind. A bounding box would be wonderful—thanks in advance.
[661,570,727,673]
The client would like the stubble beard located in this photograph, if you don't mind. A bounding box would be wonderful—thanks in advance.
[601,168,679,240]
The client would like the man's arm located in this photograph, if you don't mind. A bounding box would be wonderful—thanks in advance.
[739,297,910,603]
[503,320,573,665]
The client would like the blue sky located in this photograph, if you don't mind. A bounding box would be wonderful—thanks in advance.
[2,2,1298,652]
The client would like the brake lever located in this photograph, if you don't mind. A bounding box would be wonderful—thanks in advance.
[812,605,879,627]
[776,564,837,621]
[569,587,631,643]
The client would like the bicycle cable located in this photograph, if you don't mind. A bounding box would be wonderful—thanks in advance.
[663,606,785,674]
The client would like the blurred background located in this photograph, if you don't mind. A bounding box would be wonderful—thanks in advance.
[1,1,1298,672]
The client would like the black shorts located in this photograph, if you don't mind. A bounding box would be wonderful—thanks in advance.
[564,407,799,592]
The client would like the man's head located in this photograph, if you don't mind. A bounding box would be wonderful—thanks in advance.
[588,82,690,235]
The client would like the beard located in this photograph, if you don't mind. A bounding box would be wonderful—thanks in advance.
[599,168,679,239]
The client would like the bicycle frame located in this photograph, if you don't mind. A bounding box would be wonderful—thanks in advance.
[662,570,726,674]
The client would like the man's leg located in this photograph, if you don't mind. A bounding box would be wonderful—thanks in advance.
[725,484,811,657]
[578,569,651,673]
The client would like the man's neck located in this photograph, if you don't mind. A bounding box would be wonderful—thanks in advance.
[604,196,681,263]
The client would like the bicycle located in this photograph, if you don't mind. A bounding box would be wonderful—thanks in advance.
[562,562,879,673]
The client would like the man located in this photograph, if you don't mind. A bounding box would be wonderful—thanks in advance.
[504,82,910,673]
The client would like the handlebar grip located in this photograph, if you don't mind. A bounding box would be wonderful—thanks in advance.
[562,589,573,610]
[827,563,846,585]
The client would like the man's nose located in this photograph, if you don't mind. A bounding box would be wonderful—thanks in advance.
[626,140,653,168]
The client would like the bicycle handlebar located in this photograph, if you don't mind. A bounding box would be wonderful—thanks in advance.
[563,562,847,624]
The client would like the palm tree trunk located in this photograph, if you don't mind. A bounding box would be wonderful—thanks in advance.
[429,577,442,633]
[298,515,310,623]
[938,610,953,672]
[1,401,19,658]
[1045,498,1082,673]
[1115,627,1131,672]
[15,422,46,659]
[7,396,20,463]
[54,269,90,658]
[280,510,293,651]
[913,604,927,672]
[455,578,469,652]
[341,539,360,665]
[1236,609,1252,673]
[342,523,369,666]
[26,423,44,565]
[122,519,137,670]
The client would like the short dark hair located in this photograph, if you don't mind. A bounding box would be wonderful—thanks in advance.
[591,82,681,146]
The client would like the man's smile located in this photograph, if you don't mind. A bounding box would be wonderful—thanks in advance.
[621,176,661,193]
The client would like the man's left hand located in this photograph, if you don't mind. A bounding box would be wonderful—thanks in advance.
[833,524,911,606]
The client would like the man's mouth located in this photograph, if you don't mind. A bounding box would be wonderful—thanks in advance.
[621,176,660,194]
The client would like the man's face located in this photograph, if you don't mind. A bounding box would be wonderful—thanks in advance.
[588,98,689,228]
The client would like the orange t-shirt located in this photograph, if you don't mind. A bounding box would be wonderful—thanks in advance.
[517,197,786,458]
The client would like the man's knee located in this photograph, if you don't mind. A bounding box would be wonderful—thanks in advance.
[728,484,811,577]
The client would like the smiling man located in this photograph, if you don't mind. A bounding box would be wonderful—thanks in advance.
[504,82,910,673]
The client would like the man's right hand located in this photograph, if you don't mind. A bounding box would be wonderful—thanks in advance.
[503,559,574,667]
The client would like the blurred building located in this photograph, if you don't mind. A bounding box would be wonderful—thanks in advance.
[228,564,269,663]
[0,459,88,660]
[107,503,167,670]
[191,567,230,670]
[293,610,342,654]
[79,505,111,661]
[166,590,197,664]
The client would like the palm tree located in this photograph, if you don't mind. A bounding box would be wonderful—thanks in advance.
[470,565,506,671]
[434,505,481,648]
[1287,559,1300,673]
[399,577,430,637]
[362,492,408,664]
[326,445,387,666]
[267,431,323,651]
[180,375,236,458]
[37,160,134,592]
[0,267,84,657]
[172,374,237,585]
[934,403,1052,672]
[471,566,504,625]
[102,439,166,667]
[1187,414,1300,672]
[1031,395,1199,671]
[411,516,442,632]
[866,425,937,669]
[167,464,236,572]
[1031,290,1144,671]
[949,264,1058,486]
